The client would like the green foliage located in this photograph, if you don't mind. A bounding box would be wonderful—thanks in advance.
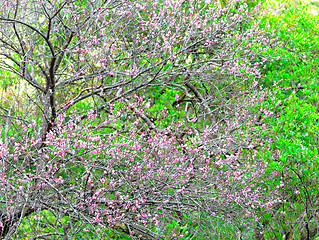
[255,0,319,238]
[17,210,69,239]
[147,87,186,128]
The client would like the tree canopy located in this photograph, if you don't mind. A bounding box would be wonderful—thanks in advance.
[0,0,318,239]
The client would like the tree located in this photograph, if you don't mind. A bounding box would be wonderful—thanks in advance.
[0,0,278,238]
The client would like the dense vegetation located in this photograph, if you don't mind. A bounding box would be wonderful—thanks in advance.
[0,0,318,239]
